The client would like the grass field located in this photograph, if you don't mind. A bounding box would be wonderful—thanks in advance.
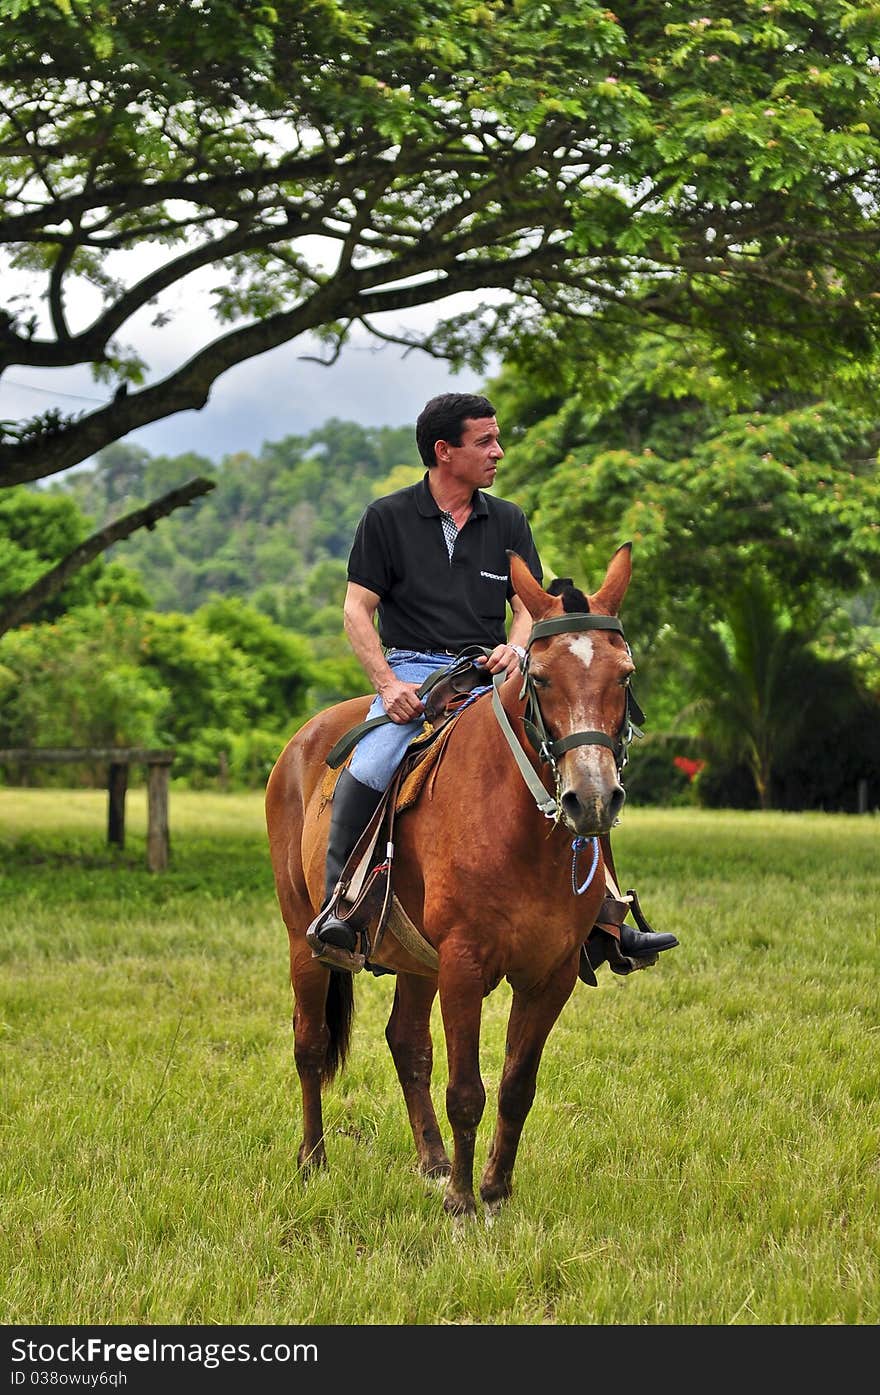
[1,788,878,1326]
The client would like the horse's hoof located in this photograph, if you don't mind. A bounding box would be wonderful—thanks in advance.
[450,1210,477,1237]
[422,1165,452,1188]
[297,1145,328,1176]
[444,1191,477,1226]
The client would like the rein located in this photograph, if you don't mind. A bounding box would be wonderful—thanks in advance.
[491,611,644,823]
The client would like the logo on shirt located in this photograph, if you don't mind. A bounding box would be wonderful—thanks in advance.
[480,570,507,581]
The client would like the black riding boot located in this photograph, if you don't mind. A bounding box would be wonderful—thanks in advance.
[313,769,383,952]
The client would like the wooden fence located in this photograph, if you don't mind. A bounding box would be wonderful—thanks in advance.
[0,747,175,871]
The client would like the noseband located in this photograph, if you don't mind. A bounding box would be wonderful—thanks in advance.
[492,612,645,822]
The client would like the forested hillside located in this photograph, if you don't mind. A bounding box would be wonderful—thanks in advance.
[0,421,423,786]
[51,419,420,616]
[3,381,878,810]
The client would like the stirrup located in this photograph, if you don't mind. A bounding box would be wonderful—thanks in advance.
[306,903,367,974]
[309,938,366,973]
[591,925,659,977]
[626,887,660,936]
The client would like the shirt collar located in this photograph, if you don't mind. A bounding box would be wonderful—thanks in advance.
[415,471,489,519]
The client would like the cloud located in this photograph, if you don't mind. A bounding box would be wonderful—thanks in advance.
[2,256,498,469]
[123,326,479,461]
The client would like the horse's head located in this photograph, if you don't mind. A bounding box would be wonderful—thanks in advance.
[509,544,635,837]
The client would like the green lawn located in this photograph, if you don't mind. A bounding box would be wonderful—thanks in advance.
[1,789,878,1325]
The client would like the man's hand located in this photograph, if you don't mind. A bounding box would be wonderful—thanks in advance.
[377,675,426,723]
[479,642,525,679]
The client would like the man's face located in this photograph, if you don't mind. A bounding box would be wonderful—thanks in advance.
[437,415,504,489]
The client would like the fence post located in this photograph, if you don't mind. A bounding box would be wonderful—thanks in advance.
[857,779,868,814]
[107,762,128,848]
[147,761,170,872]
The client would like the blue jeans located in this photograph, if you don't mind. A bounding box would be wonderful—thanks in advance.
[349,649,464,792]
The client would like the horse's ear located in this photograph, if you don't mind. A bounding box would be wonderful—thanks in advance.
[508,552,559,620]
[588,542,632,616]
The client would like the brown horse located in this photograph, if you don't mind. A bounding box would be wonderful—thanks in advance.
[266,544,639,1219]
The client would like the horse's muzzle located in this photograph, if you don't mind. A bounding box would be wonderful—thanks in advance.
[559,782,626,837]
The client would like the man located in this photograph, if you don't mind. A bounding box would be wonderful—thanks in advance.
[308,392,677,970]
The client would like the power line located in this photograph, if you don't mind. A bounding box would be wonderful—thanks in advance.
[2,377,106,404]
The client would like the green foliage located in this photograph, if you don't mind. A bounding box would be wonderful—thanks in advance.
[682,574,834,808]
[491,339,879,810]
[0,607,169,757]
[56,421,416,614]
[0,595,314,787]
[191,595,313,719]
[0,488,99,617]
[0,419,416,786]
[624,738,701,810]
[500,377,880,642]
[2,0,879,485]
[139,602,313,779]
[495,346,879,623]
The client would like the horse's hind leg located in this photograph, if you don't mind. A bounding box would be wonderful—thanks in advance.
[290,940,339,1174]
[480,961,578,1216]
[385,974,450,1180]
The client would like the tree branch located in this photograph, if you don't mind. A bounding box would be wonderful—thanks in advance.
[0,476,216,638]
[0,207,325,371]
[0,242,576,484]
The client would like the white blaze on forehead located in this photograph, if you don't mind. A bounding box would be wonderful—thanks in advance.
[564,633,595,669]
[554,630,620,813]
[561,631,613,782]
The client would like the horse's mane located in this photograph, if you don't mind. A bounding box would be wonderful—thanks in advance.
[547,577,590,613]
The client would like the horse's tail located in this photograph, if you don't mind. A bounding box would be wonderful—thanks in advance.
[322,969,355,1084]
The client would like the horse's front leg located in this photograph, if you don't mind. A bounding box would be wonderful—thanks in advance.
[480,957,578,1217]
[438,955,487,1221]
[385,973,451,1179]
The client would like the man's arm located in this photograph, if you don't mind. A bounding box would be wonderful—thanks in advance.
[507,594,532,651]
[343,582,426,723]
[478,595,532,679]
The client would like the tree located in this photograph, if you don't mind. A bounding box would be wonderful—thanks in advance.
[0,475,214,636]
[690,579,880,812]
[2,0,878,494]
[683,574,821,809]
[490,338,880,806]
[42,421,416,613]
[493,342,880,640]
[0,592,315,785]
[0,482,158,629]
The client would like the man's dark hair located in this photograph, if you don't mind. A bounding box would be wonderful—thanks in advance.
[415,392,496,469]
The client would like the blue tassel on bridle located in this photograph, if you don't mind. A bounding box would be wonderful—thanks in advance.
[571,835,600,896]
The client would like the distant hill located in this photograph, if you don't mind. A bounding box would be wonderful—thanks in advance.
[50,418,421,614]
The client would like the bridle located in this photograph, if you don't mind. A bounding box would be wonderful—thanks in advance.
[492,611,645,822]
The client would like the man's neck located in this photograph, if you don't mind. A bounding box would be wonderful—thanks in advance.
[428,467,475,521]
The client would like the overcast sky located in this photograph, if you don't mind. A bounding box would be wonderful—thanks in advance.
[3,257,497,471]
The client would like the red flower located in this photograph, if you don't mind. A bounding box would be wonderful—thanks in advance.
[673,756,706,781]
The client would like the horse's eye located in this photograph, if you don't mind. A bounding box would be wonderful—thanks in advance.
[531,673,549,689]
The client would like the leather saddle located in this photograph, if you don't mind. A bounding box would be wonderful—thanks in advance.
[311,657,491,974]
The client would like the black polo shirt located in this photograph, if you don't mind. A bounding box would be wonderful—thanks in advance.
[347,472,543,652]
